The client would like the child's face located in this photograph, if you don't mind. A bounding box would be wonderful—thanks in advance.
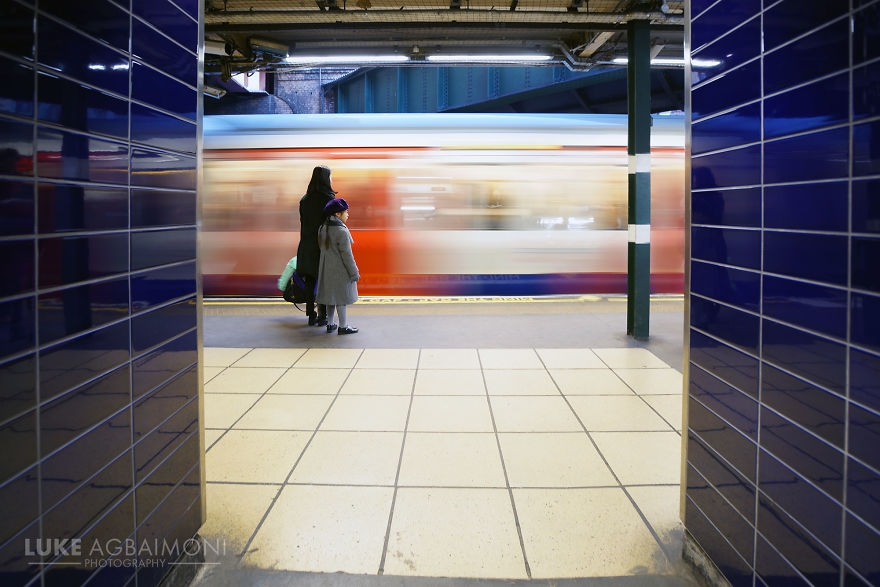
[339,209,349,222]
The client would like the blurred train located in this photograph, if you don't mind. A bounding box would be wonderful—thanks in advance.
[202,113,685,297]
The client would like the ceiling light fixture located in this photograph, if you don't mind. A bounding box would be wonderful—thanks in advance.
[609,56,720,68]
[426,54,553,63]
[611,56,685,66]
[647,57,685,66]
[284,54,410,64]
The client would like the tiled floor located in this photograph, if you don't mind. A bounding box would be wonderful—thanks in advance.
[197,345,692,583]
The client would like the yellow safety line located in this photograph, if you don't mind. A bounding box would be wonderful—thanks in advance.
[202,295,683,306]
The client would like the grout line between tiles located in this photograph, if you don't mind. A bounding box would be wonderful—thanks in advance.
[630,389,683,435]
[202,357,295,468]
[549,352,682,568]
[205,480,285,487]
[481,351,533,580]
[606,362,683,434]
[232,348,365,563]
[377,349,419,576]
[249,481,660,490]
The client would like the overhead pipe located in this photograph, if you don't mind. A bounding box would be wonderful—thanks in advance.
[554,43,595,71]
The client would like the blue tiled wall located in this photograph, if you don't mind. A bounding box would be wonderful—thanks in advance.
[0,0,202,585]
[686,1,880,585]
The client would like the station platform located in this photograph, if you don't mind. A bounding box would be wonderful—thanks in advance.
[193,295,703,586]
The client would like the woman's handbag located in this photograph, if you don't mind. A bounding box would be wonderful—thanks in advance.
[279,256,314,306]
[283,271,311,304]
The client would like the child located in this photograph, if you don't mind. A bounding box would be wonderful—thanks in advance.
[316,198,360,335]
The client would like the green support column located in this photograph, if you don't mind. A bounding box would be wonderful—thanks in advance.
[626,19,651,340]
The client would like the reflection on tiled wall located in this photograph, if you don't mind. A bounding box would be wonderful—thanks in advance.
[687,1,880,585]
[0,0,201,585]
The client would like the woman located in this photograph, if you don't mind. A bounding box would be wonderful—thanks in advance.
[296,166,336,326]
[316,198,360,335]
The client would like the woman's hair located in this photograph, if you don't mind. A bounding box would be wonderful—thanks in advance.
[322,219,331,250]
[307,165,335,195]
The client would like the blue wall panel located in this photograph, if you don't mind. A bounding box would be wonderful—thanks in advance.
[686,1,880,584]
[0,0,201,584]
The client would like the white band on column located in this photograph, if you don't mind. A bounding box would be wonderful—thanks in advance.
[628,224,651,244]
[628,154,651,174]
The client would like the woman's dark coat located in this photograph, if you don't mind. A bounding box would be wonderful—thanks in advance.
[296,166,335,279]
[316,216,359,306]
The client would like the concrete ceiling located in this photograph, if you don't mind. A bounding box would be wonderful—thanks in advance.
[205,0,685,80]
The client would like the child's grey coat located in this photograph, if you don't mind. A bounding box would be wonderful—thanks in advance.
[316,216,359,306]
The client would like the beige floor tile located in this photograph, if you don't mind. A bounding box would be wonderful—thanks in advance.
[204,429,224,450]
[384,487,527,579]
[407,396,494,432]
[200,482,279,559]
[203,347,252,367]
[242,485,394,574]
[341,369,415,395]
[550,368,637,395]
[478,348,543,370]
[490,396,583,432]
[197,342,693,581]
[205,367,287,394]
[593,348,670,369]
[498,433,617,487]
[268,367,349,395]
[296,348,363,368]
[643,395,684,431]
[535,348,606,369]
[206,429,311,483]
[356,348,420,369]
[513,487,667,578]
[614,367,685,395]
[233,348,307,368]
[398,433,506,487]
[413,370,485,395]
[319,395,411,431]
[483,370,560,396]
[627,485,686,558]
[591,431,682,485]
[203,366,224,384]
[204,394,261,429]
[567,396,675,431]
[234,394,334,430]
[289,431,403,485]
[417,348,480,369]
